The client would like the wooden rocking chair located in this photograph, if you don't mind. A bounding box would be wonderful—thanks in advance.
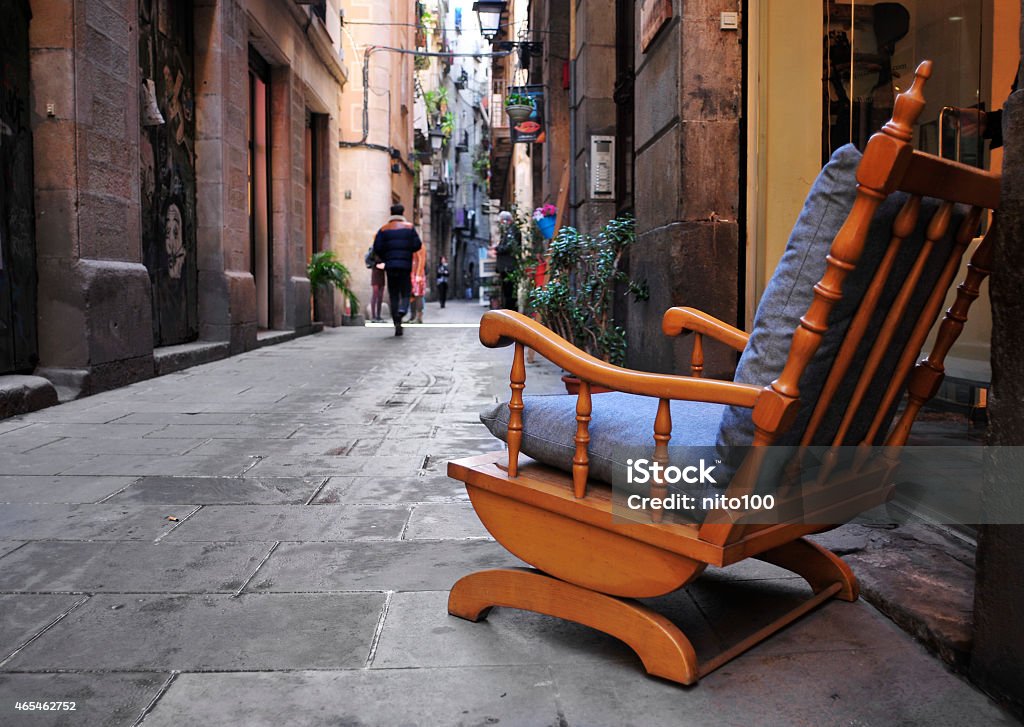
[446,62,999,685]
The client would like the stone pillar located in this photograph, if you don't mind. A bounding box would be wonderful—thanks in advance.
[30,0,154,397]
[626,0,741,377]
[973,78,1024,720]
[194,0,257,353]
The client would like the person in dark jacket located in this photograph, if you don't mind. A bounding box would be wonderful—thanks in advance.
[372,203,423,336]
[436,255,450,309]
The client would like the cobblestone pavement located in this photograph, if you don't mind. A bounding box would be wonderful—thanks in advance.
[0,300,1015,726]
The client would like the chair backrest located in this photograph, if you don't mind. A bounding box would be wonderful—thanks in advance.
[751,61,998,450]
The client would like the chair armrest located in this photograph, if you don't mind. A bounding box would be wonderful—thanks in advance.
[480,310,761,408]
[662,307,749,352]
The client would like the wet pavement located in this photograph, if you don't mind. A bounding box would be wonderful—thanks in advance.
[0,299,1015,726]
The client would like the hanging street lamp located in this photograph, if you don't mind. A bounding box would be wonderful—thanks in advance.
[472,1,506,42]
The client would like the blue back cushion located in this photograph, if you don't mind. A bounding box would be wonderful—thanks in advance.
[718,144,959,450]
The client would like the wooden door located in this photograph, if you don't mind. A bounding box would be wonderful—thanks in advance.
[139,0,198,346]
[0,0,37,374]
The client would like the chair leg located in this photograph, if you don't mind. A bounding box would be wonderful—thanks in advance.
[755,537,859,601]
[448,567,700,685]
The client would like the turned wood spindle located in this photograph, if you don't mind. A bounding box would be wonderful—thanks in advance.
[507,342,526,477]
[573,381,592,498]
[690,334,704,378]
[650,398,672,524]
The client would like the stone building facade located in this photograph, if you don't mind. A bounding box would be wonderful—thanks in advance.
[3,0,353,399]
[336,0,417,315]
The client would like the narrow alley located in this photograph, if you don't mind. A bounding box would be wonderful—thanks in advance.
[0,301,1013,725]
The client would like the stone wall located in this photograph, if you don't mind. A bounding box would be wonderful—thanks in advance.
[195,0,257,353]
[974,82,1024,720]
[28,0,346,398]
[31,0,154,395]
[626,0,742,377]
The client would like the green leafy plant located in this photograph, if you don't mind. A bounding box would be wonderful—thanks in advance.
[505,92,533,107]
[423,88,449,119]
[528,215,647,366]
[472,153,490,184]
[414,54,431,71]
[308,250,359,314]
[440,110,455,138]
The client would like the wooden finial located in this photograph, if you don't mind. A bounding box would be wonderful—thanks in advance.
[882,60,932,142]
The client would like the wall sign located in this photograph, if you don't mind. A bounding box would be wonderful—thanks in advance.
[640,0,673,52]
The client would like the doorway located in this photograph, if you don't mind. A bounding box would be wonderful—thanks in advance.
[248,47,273,330]
[0,0,37,374]
[139,0,199,346]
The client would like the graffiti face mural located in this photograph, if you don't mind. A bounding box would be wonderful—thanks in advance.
[164,202,185,279]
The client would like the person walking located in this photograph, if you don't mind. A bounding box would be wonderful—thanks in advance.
[369,259,386,322]
[436,255,450,309]
[409,247,426,324]
[372,203,422,336]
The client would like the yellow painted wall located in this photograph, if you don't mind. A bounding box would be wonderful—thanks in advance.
[750,0,1016,383]
[746,0,823,325]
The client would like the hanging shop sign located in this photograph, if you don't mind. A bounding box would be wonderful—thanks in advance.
[640,0,672,52]
[509,85,546,144]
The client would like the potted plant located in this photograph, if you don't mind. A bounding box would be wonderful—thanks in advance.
[527,215,647,392]
[307,250,361,326]
[533,203,558,239]
[505,92,534,123]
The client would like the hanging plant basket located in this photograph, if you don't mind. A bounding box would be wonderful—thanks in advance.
[505,104,533,123]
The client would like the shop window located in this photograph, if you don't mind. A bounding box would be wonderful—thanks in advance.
[823,1,990,168]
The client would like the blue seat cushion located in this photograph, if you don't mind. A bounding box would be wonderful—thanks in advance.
[480,392,724,497]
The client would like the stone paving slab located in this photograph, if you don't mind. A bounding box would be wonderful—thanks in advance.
[0,672,166,727]
[183,437,358,457]
[24,403,142,425]
[0,476,139,504]
[6,594,385,671]
[3,422,166,439]
[0,595,84,658]
[113,412,256,426]
[0,505,186,541]
[0,453,100,477]
[0,542,269,593]
[64,455,254,478]
[248,540,522,593]
[0,542,26,559]
[548,640,1015,727]
[142,424,300,439]
[141,666,560,727]
[29,437,210,457]
[0,431,65,455]
[313,474,468,504]
[652,578,883,658]
[0,419,32,436]
[245,454,426,477]
[372,591,641,669]
[164,505,411,542]
[107,476,327,505]
[403,502,492,540]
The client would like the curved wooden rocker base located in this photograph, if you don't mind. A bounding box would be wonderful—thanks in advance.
[448,538,857,685]
[448,567,700,684]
